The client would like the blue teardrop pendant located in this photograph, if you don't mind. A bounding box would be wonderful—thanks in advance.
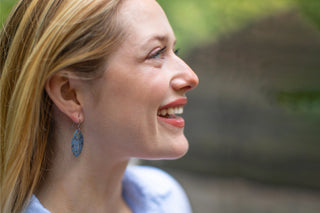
[71,129,83,157]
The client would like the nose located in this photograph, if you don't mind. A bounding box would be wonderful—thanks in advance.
[170,57,199,92]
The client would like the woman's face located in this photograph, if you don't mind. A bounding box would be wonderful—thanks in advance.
[82,0,198,160]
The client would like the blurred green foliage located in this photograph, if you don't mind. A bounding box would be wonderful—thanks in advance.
[1,0,320,49]
[295,0,320,30]
[158,0,295,50]
[158,0,320,52]
[0,0,17,24]
[277,91,320,114]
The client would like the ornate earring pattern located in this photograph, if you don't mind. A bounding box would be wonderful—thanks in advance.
[71,121,83,157]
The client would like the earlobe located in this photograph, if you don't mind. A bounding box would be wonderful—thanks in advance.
[45,72,83,123]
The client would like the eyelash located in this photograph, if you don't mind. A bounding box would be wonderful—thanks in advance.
[149,47,167,59]
[148,47,180,59]
[174,48,180,55]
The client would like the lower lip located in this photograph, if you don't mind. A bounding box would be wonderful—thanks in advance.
[157,116,185,128]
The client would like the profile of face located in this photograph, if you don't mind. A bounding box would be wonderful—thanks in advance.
[79,0,199,160]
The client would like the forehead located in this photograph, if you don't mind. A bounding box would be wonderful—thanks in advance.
[118,0,175,43]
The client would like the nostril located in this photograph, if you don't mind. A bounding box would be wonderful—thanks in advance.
[183,85,192,91]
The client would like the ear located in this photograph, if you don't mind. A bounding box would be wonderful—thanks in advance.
[45,71,83,123]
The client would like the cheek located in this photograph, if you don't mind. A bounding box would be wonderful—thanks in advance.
[110,69,170,111]
[82,66,174,157]
[87,74,167,133]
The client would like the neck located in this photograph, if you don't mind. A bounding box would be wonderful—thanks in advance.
[36,131,132,213]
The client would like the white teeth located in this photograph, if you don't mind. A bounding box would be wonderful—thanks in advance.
[158,106,183,116]
[167,108,174,114]
[160,109,167,116]
[173,106,183,114]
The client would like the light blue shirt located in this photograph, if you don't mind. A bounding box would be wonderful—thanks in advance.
[24,166,192,213]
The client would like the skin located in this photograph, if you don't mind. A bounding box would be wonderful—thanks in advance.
[39,0,199,212]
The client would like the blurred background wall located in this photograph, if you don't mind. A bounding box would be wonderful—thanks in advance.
[153,0,320,188]
[1,0,320,212]
[155,0,320,212]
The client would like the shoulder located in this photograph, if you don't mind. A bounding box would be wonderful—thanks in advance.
[123,165,192,213]
[22,195,50,213]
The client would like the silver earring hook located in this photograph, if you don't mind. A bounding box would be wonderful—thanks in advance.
[77,120,81,129]
[72,114,82,129]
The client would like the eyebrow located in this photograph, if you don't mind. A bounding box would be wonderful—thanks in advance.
[141,34,176,50]
[148,34,169,43]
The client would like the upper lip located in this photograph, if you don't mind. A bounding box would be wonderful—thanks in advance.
[158,98,187,110]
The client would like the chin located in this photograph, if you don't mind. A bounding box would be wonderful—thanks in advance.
[141,135,190,160]
[165,137,189,159]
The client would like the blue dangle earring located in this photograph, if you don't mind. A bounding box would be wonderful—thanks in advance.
[71,118,84,157]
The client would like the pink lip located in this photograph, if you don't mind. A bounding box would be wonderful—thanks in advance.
[158,116,185,128]
[157,98,187,128]
[158,98,187,110]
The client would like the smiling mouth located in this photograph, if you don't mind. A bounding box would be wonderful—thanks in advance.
[157,106,183,118]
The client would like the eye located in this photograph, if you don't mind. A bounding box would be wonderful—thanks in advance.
[148,46,167,59]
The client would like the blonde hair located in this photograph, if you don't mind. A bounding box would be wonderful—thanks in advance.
[0,0,124,212]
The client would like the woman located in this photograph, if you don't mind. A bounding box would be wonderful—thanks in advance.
[0,0,199,212]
